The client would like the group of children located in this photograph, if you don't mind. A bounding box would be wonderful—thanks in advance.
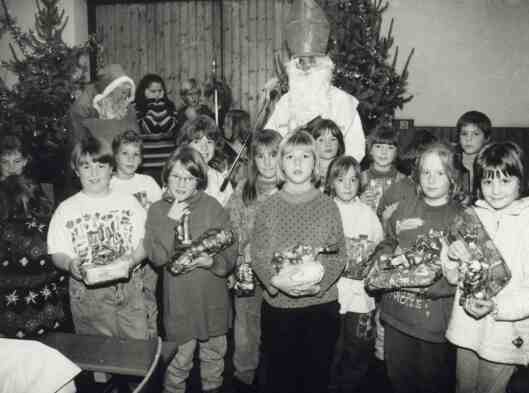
[1,96,528,393]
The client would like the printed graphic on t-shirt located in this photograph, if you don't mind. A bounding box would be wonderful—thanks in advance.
[132,191,150,209]
[65,209,135,265]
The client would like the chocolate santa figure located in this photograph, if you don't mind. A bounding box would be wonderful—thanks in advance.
[265,0,366,162]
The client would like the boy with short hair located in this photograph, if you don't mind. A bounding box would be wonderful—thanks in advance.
[47,137,149,339]
[456,110,492,198]
[110,130,162,338]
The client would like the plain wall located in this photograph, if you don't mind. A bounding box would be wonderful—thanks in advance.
[384,0,529,127]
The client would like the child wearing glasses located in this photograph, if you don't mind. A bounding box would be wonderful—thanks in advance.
[144,146,237,393]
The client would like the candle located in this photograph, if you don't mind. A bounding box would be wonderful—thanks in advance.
[183,213,191,245]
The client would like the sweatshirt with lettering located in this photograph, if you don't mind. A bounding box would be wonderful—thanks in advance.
[377,193,461,343]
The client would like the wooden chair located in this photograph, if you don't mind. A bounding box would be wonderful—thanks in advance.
[132,336,163,393]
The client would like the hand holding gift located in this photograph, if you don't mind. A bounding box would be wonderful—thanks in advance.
[448,208,511,305]
[365,229,445,291]
[270,244,337,297]
[343,235,378,280]
[168,228,234,275]
[80,246,133,286]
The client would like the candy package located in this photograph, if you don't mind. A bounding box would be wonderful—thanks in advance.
[80,245,131,285]
[270,244,337,291]
[343,235,378,280]
[448,208,511,304]
[365,229,445,291]
[168,228,235,275]
[233,262,255,297]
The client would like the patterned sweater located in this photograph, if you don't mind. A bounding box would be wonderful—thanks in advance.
[251,188,346,309]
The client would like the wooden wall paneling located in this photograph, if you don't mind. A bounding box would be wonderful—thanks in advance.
[240,0,250,115]
[166,2,178,102]
[247,0,257,117]
[231,1,242,110]
[222,1,232,108]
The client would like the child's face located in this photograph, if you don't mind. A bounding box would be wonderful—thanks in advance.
[459,124,487,155]
[419,152,451,206]
[333,167,359,203]
[481,171,520,211]
[115,143,142,178]
[167,161,198,202]
[281,145,315,185]
[189,135,215,163]
[315,130,339,160]
[0,151,27,180]
[76,155,112,196]
[255,146,279,180]
[370,143,397,169]
[145,82,164,100]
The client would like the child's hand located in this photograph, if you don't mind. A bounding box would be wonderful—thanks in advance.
[289,284,321,297]
[360,190,376,206]
[447,240,471,262]
[464,298,495,319]
[167,201,189,221]
[440,238,459,284]
[382,202,399,222]
[68,258,83,281]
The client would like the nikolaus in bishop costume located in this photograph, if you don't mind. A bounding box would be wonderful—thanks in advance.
[265,0,366,163]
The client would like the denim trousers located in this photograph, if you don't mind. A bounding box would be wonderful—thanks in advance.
[142,262,159,339]
[69,272,148,339]
[233,287,262,385]
[456,347,515,393]
[163,335,227,393]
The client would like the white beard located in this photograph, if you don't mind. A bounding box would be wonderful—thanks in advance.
[96,93,130,120]
[286,55,334,128]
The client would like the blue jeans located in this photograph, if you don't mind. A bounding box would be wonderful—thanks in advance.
[233,287,262,385]
[69,273,148,339]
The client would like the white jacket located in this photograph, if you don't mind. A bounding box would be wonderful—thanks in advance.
[446,197,529,365]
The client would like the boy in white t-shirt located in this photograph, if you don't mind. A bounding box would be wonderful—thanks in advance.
[110,130,161,338]
[47,137,149,339]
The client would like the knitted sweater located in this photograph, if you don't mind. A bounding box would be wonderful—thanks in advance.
[378,194,461,343]
[137,98,177,136]
[144,191,237,344]
[251,188,346,308]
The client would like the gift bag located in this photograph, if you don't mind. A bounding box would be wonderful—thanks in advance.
[448,207,511,304]
[168,228,235,275]
[343,235,378,280]
[365,229,445,291]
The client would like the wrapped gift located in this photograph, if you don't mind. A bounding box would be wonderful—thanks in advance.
[168,228,235,275]
[343,235,378,280]
[80,246,131,286]
[270,244,337,291]
[448,208,511,304]
[365,229,445,291]
[233,262,255,297]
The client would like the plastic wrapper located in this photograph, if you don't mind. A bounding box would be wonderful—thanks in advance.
[270,244,337,291]
[343,235,378,280]
[448,208,511,304]
[233,262,255,297]
[365,229,445,291]
[80,246,131,285]
[168,228,235,275]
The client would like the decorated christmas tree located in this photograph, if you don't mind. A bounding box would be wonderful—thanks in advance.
[0,0,90,181]
[325,0,414,132]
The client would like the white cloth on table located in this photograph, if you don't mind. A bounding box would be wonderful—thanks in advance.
[0,338,80,393]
